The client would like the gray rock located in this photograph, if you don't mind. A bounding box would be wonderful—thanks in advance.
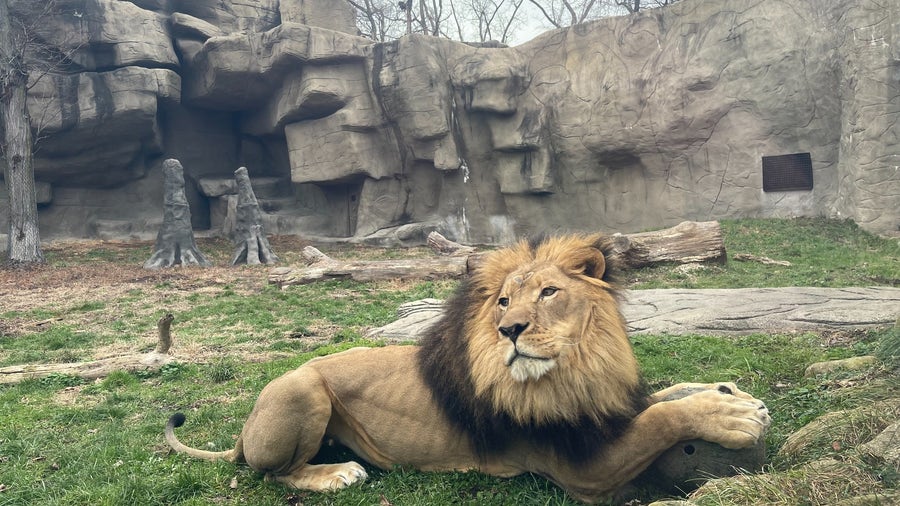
[26,67,180,186]
[171,12,225,41]
[31,0,178,70]
[858,420,900,470]
[367,287,900,342]
[804,356,879,378]
[171,0,280,34]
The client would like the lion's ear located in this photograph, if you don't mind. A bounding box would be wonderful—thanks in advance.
[580,246,607,280]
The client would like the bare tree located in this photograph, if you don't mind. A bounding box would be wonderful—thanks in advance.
[454,0,525,43]
[615,0,677,14]
[351,0,527,44]
[347,0,407,41]
[1,0,42,264]
[1,0,80,265]
[527,0,678,28]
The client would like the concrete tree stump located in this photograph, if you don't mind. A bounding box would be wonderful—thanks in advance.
[230,167,278,265]
[144,159,212,269]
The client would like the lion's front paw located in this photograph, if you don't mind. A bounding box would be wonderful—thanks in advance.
[653,381,756,402]
[326,461,368,489]
[275,461,368,491]
[682,389,771,450]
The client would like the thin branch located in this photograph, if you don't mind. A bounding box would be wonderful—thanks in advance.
[527,0,563,28]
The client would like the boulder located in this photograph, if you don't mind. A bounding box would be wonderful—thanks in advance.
[28,0,178,70]
[170,0,279,34]
[26,67,180,186]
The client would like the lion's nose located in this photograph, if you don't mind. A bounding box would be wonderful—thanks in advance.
[498,322,529,343]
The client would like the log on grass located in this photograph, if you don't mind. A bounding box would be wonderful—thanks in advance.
[604,220,726,269]
[0,314,175,384]
[427,231,476,256]
[269,221,726,287]
[268,246,469,287]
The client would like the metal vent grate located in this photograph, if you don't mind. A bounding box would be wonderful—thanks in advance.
[762,152,813,192]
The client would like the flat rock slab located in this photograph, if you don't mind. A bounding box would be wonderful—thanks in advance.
[367,287,899,342]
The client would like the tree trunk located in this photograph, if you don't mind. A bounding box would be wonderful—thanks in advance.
[144,159,212,269]
[230,167,278,265]
[1,0,44,265]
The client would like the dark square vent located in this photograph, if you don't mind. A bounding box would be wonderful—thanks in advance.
[762,152,813,192]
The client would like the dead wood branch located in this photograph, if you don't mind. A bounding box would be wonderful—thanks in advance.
[269,221,726,287]
[732,253,792,266]
[155,313,174,353]
[269,247,469,286]
[427,231,476,256]
[604,220,726,269]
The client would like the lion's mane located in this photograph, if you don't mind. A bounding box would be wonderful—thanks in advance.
[417,235,649,464]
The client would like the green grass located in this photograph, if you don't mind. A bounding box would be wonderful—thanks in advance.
[1,329,894,506]
[0,218,898,505]
[624,218,899,289]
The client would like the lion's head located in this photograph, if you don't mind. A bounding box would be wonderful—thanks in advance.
[418,234,648,463]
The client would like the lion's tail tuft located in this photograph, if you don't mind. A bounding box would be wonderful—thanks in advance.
[168,412,186,429]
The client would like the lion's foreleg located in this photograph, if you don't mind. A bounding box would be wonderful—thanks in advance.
[649,381,747,403]
[552,387,770,502]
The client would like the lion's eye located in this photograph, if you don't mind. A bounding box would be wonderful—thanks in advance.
[498,297,510,307]
[539,287,558,299]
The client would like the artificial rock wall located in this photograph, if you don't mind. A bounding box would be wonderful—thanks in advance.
[1,0,897,245]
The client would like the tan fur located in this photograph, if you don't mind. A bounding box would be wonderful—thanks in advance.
[165,234,771,503]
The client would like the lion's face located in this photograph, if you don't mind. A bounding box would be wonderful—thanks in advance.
[457,235,643,427]
[495,262,594,382]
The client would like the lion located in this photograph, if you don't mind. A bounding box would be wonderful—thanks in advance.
[165,234,770,503]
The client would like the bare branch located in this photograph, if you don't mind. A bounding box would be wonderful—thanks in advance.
[527,0,563,28]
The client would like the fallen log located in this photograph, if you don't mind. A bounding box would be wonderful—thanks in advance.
[604,220,726,269]
[0,314,176,384]
[269,246,470,287]
[427,231,476,256]
[269,221,726,287]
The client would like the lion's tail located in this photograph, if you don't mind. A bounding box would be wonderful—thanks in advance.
[165,413,238,462]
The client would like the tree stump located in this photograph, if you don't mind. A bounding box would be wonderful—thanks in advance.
[230,167,278,265]
[144,159,212,269]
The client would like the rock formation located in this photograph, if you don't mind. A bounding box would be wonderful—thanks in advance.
[0,0,897,245]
